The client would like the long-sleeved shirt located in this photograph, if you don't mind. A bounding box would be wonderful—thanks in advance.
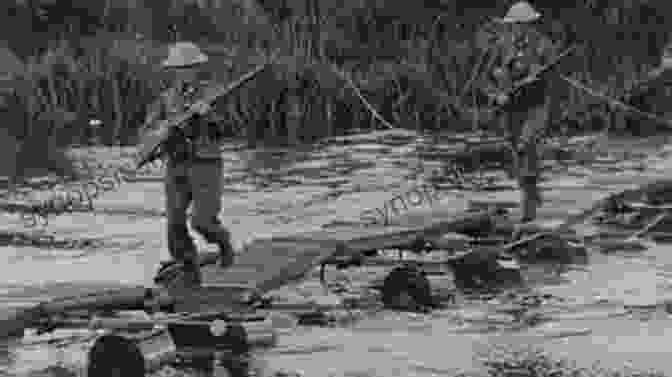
[478,23,557,114]
[142,80,224,160]
[477,23,559,146]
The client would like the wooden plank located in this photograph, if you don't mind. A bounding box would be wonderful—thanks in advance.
[276,209,493,254]
[178,208,494,312]
[281,226,421,254]
[200,239,342,292]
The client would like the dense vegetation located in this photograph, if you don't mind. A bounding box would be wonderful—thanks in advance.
[1,0,671,179]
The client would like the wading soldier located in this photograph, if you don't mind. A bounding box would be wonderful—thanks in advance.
[142,42,235,287]
[478,1,558,222]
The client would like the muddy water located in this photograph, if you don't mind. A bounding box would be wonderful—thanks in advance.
[2,131,672,376]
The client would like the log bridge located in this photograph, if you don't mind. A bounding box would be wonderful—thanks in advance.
[0,204,511,376]
[5,176,670,374]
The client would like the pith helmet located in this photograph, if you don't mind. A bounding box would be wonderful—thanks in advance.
[161,42,208,68]
[498,1,541,24]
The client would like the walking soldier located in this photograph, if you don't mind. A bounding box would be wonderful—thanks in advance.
[141,41,235,288]
[477,1,559,222]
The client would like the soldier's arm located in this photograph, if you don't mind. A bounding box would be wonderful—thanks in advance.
[142,94,166,133]
[197,82,230,133]
[530,30,560,74]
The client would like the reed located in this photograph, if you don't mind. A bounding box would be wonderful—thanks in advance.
[1,0,669,167]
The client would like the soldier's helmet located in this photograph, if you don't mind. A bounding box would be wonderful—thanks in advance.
[161,42,209,68]
[498,1,541,24]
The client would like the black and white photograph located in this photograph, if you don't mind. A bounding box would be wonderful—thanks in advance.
[0,0,671,376]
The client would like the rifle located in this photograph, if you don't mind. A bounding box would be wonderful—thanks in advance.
[494,44,577,110]
[135,52,278,169]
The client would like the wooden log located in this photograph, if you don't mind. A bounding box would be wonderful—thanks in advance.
[628,201,672,211]
[0,287,173,339]
[592,239,649,253]
[0,306,45,339]
[87,334,146,377]
[468,200,519,210]
[0,199,37,213]
[646,232,672,241]
[273,208,497,255]
[472,180,672,261]
[39,287,159,314]
[322,255,452,268]
[88,321,276,376]
[627,212,669,241]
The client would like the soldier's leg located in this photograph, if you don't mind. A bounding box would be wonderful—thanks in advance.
[502,112,521,179]
[189,159,235,268]
[520,175,539,222]
[164,160,201,287]
[165,161,197,262]
[518,106,547,222]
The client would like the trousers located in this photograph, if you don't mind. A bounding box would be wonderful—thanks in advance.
[503,103,548,222]
[164,157,230,263]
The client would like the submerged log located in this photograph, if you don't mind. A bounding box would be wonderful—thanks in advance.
[446,250,523,291]
[510,234,589,264]
[0,287,173,339]
[0,306,45,339]
[381,264,436,312]
[88,334,146,377]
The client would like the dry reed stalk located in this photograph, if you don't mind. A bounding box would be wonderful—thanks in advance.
[325,98,333,137]
[111,72,123,145]
[333,66,395,130]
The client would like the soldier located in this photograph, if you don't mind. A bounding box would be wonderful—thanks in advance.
[142,41,235,287]
[478,1,558,222]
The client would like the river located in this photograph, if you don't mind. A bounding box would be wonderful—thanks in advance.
[1,130,672,377]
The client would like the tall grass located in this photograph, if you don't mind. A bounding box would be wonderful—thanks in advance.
[1,0,670,182]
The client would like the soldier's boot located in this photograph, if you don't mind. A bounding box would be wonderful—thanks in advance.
[155,259,202,289]
[158,223,202,289]
[217,230,235,268]
[180,259,202,288]
[194,222,235,268]
[520,175,541,223]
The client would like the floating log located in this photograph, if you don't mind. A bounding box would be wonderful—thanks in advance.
[323,255,452,270]
[167,316,277,354]
[592,238,650,253]
[626,212,669,241]
[468,200,519,210]
[646,231,672,242]
[381,264,435,312]
[88,319,277,376]
[41,287,168,314]
[628,201,672,211]
[0,199,36,213]
[466,179,672,262]
[0,287,173,339]
[0,306,45,339]
[43,315,247,332]
[445,248,523,291]
[53,315,277,353]
[88,334,146,377]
